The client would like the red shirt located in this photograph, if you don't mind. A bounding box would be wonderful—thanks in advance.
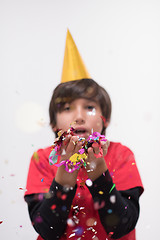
[25,142,143,240]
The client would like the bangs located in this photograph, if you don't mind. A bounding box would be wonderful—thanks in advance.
[53,79,101,112]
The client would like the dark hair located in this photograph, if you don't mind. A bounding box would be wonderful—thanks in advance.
[49,78,111,135]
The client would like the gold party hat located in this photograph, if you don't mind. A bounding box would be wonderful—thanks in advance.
[61,29,90,83]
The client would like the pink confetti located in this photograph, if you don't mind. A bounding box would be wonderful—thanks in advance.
[78,148,85,154]
[19,187,27,191]
[94,201,105,210]
[10,174,15,177]
[100,115,106,124]
[61,194,67,200]
[34,216,43,223]
[51,204,56,210]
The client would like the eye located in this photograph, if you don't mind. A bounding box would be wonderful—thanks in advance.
[64,106,70,111]
[63,104,71,111]
[86,105,95,110]
[86,105,96,116]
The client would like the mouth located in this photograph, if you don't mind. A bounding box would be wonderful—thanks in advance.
[73,128,89,138]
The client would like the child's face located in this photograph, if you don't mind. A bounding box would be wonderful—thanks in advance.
[53,98,106,138]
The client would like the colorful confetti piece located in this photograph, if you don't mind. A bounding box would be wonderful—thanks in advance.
[109,184,115,193]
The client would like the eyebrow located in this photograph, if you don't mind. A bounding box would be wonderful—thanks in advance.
[84,99,99,105]
[63,98,99,106]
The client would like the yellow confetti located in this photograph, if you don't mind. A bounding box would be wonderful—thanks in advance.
[72,140,76,145]
[58,130,63,137]
[98,191,104,195]
[69,153,87,165]
[32,152,39,162]
[80,181,86,187]
[69,121,76,127]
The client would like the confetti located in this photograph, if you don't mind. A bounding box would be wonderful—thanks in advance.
[61,194,67,200]
[44,191,53,199]
[62,205,67,211]
[32,152,39,161]
[69,233,76,238]
[37,193,44,201]
[94,201,105,210]
[78,148,85,154]
[92,237,99,240]
[98,191,104,195]
[109,184,115,193]
[49,149,58,165]
[61,148,66,155]
[69,153,87,165]
[57,130,63,137]
[37,119,46,127]
[74,226,84,236]
[107,209,112,214]
[110,195,116,204]
[109,232,114,237]
[87,108,96,116]
[10,174,15,177]
[67,218,75,227]
[49,127,107,172]
[51,204,56,210]
[85,179,93,187]
[86,218,97,226]
[19,187,27,191]
[100,115,106,124]
[80,181,86,187]
[34,215,43,223]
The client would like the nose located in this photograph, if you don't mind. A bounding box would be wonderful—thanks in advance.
[74,107,85,125]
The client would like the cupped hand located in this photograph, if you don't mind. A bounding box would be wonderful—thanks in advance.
[60,135,83,161]
[86,140,110,181]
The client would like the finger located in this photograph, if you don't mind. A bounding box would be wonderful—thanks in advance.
[87,147,97,171]
[62,134,72,148]
[74,141,83,154]
[66,136,79,157]
[87,147,95,162]
[92,142,100,155]
[58,135,72,156]
[101,140,110,156]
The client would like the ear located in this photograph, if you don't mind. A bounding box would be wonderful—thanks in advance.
[104,120,110,129]
[51,124,57,132]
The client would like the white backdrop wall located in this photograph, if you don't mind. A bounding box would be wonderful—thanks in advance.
[0,0,160,239]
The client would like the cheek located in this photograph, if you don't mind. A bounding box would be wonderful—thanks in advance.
[56,114,71,130]
[87,114,103,131]
[95,119,103,131]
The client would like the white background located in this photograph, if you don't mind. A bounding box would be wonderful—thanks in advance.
[0,0,160,239]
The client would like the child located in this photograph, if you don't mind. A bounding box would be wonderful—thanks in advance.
[24,30,143,240]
